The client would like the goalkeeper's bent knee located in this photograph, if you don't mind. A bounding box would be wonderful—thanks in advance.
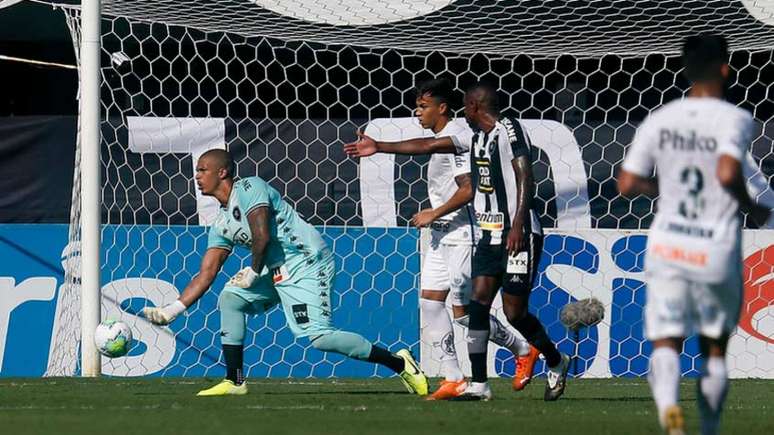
[310,331,373,360]
[218,290,249,346]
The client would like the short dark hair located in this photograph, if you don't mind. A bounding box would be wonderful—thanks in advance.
[466,81,500,115]
[415,78,455,113]
[200,148,236,179]
[682,34,728,82]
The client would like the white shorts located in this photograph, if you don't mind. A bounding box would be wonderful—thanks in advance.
[421,243,472,306]
[644,267,743,341]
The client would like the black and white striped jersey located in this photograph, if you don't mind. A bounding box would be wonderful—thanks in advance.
[452,117,542,245]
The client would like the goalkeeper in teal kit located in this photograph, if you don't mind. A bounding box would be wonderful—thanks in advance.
[144,149,428,396]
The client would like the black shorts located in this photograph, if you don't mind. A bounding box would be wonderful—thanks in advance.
[472,232,544,297]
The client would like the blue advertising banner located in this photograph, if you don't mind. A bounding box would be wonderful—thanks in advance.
[2,225,773,378]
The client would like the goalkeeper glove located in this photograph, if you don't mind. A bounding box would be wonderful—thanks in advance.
[227,266,259,289]
[143,300,186,325]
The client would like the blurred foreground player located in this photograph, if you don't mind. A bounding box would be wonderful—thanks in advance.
[618,34,770,434]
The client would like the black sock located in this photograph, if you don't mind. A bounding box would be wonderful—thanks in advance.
[512,313,561,367]
[223,344,244,385]
[367,345,405,373]
[468,300,491,383]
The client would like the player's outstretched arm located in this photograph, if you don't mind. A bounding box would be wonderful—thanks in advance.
[343,130,457,157]
[412,173,473,227]
[717,154,771,226]
[144,247,230,325]
[617,169,658,198]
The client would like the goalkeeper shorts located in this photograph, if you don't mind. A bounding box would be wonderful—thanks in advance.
[222,250,337,338]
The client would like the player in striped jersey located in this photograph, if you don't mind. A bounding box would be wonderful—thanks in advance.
[400,79,535,400]
[345,82,569,401]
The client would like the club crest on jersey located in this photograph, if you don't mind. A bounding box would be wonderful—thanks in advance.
[476,211,504,231]
[489,134,498,154]
[232,207,241,221]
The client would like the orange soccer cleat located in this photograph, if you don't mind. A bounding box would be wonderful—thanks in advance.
[426,379,467,401]
[513,345,540,391]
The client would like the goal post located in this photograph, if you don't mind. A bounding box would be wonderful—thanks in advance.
[80,0,102,377]
[47,1,774,379]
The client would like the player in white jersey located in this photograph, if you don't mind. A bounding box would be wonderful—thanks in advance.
[618,34,770,435]
[409,79,536,400]
[345,82,569,402]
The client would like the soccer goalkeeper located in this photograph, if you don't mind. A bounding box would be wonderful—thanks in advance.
[144,149,428,397]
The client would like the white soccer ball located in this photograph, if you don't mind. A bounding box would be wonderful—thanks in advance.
[94,320,133,358]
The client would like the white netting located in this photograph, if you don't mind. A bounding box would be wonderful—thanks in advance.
[99,0,774,55]
[46,8,83,376]
[48,1,774,378]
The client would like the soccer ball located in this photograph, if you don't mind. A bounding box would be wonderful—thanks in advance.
[94,320,133,358]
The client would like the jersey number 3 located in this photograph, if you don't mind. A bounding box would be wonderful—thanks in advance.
[678,166,705,220]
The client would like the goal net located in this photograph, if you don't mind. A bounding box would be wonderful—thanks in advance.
[47,0,774,379]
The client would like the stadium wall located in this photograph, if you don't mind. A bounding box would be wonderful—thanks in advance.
[2,224,773,378]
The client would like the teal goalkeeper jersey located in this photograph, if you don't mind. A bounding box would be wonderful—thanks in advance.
[207,176,328,272]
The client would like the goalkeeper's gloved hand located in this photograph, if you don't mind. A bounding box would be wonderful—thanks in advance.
[143,300,187,325]
[227,266,259,289]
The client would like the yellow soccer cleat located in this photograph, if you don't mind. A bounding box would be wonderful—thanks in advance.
[396,349,429,396]
[196,379,248,397]
[663,405,686,435]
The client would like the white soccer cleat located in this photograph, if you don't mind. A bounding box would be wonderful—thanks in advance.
[449,381,493,401]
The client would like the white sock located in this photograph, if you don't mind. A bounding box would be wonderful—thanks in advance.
[489,315,530,357]
[698,357,728,435]
[455,314,529,357]
[648,347,681,428]
[420,298,463,382]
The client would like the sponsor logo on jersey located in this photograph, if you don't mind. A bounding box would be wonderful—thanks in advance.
[233,228,250,245]
[272,264,288,284]
[661,221,714,238]
[658,129,718,152]
[430,220,451,232]
[232,207,241,221]
[475,159,494,193]
[476,211,504,231]
[292,304,309,324]
[650,243,708,267]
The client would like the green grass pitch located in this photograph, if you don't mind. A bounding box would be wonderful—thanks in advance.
[1,378,772,434]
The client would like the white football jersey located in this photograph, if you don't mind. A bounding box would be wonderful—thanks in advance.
[427,119,477,245]
[622,97,754,282]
